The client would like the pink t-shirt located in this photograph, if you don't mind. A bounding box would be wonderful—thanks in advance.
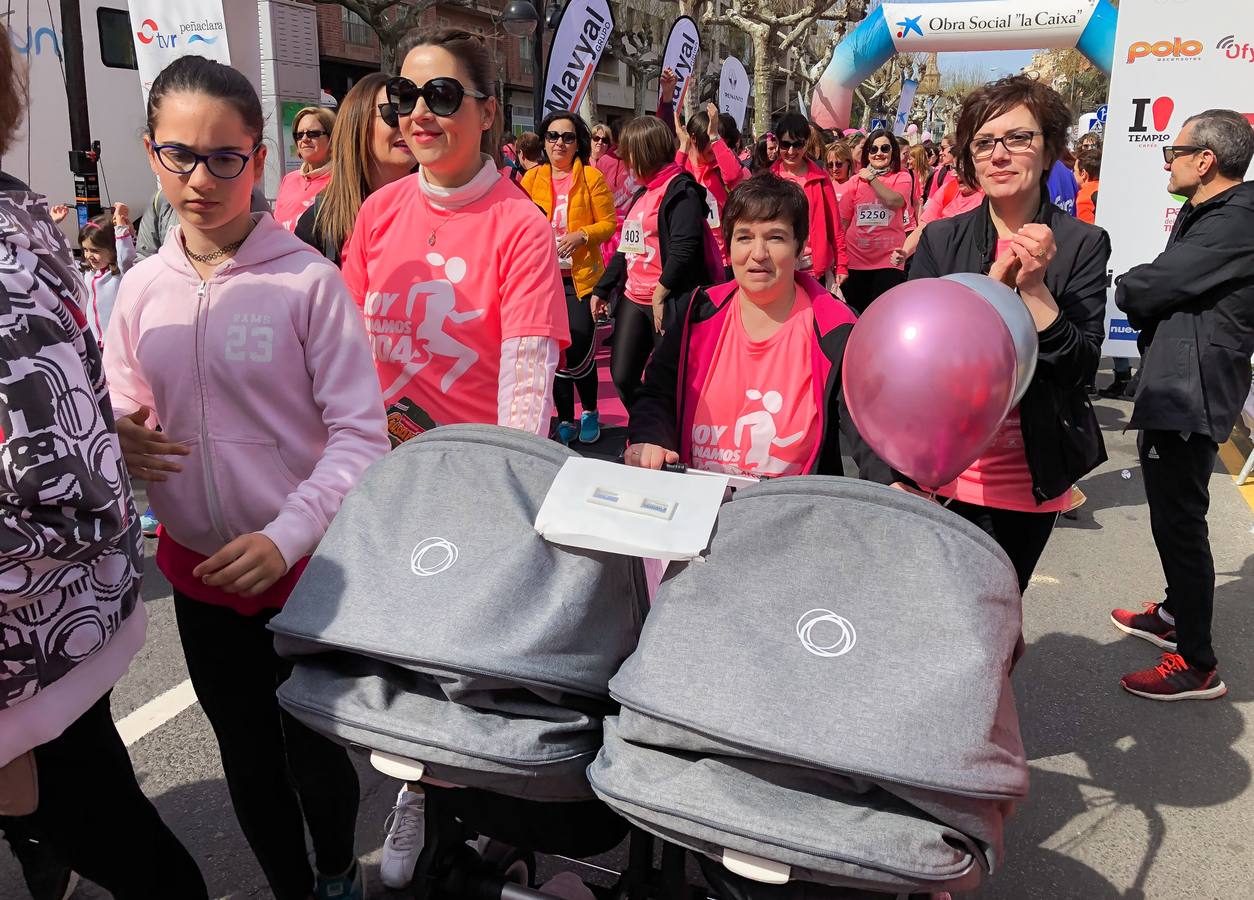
[552,170,573,272]
[341,173,569,426]
[622,172,674,304]
[688,287,820,478]
[920,183,984,227]
[935,239,1070,513]
[839,171,914,271]
[274,168,332,232]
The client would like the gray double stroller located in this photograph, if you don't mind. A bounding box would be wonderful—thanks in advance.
[270,425,1028,899]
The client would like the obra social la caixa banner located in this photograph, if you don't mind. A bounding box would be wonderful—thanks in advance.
[130,0,231,99]
[1097,0,1254,357]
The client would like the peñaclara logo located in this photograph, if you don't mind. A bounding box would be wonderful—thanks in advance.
[135,17,222,49]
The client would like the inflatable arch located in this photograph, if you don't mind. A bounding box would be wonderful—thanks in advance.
[811,0,1119,130]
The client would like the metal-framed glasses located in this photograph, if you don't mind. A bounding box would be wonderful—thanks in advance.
[385,75,487,118]
[152,143,261,179]
[1162,145,1206,164]
[969,130,1042,159]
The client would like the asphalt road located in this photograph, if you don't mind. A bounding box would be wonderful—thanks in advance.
[4,386,1254,899]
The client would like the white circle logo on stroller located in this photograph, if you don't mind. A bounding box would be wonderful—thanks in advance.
[796,609,857,658]
[410,537,459,577]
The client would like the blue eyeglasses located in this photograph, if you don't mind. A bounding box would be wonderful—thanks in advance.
[151,143,261,179]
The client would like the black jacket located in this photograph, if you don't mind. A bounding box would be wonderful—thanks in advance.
[594,170,709,303]
[910,192,1110,503]
[1116,181,1254,442]
[294,194,342,268]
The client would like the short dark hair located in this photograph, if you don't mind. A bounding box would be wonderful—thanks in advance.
[774,112,810,144]
[954,74,1072,186]
[717,113,741,152]
[860,127,903,173]
[1183,108,1254,180]
[517,131,543,162]
[146,55,264,144]
[1075,148,1102,179]
[685,109,713,154]
[619,115,676,180]
[722,173,809,256]
[540,111,592,165]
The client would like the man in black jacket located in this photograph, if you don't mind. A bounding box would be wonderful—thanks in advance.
[1111,108,1254,701]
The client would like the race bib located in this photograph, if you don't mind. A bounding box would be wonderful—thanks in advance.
[705,187,721,230]
[856,203,892,228]
[621,218,646,255]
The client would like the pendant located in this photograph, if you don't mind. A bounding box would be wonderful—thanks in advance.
[428,231,437,246]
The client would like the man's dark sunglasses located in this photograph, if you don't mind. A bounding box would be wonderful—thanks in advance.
[385,75,487,118]
[1162,145,1207,164]
[294,129,327,142]
[778,138,806,151]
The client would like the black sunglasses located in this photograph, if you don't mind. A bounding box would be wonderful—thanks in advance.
[1163,145,1207,164]
[378,103,399,128]
[591,135,611,144]
[869,143,894,154]
[778,138,806,151]
[293,129,327,142]
[545,130,577,145]
[385,75,487,118]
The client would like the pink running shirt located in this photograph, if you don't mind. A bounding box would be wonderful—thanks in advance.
[622,171,676,305]
[839,171,914,271]
[341,174,569,426]
[687,286,819,478]
[552,169,573,272]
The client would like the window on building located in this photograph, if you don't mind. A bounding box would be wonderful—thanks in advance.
[97,7,137,69]
[520,36,533,75]
[342,8,373,46]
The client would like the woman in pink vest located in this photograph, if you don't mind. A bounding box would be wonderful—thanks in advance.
[273,105,334,231]
[591,116,713,410]
[674,100,746,257]
[770,112,847,289]
[625,173,878,479]
[591,121,636,264]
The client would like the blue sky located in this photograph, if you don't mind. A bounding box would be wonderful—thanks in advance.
[896,0,1036,77]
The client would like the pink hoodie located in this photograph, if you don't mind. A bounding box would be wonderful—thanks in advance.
[104,213,389,570]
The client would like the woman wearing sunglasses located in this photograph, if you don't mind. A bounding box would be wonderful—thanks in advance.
[295,73,416,267]
[520,112,617,446]
[837,126,914,313]
[770,113,846,289]
[674,100,747,257]
[907,75,1109,592]
[591,121,636,263]
[274,105,334,231]
[105,55,387,900]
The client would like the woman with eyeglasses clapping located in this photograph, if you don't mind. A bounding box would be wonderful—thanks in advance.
[521,112,617,445]
[836,126,914,313]
[294,73,415,267]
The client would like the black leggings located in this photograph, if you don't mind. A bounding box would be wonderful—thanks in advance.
[0,692,208,900]
[555,278,599,423]
[610,299,663,412]
[174,594,359,900]
[841,267,907,315]
[944,498,1059,594]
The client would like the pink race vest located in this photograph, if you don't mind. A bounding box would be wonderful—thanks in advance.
[622,173,675,304]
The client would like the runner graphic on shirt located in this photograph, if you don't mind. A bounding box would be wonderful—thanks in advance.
[734,389,804,475]
[380,253,484,399]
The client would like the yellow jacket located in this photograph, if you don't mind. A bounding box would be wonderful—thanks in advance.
[521,160,617,298]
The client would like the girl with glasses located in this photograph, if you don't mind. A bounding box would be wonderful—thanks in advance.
[906,74,1109,593]
[274,105,335,231]
[295,73,416,267]
[105,54,389,900]
[770,113,847,290]
[520,112,617,446]
[674,101,747,258]
[836,126,913,312]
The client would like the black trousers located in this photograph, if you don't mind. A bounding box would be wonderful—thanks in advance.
[0,692,208,900]
[174,593,360,900]
[555,278,599,423]
[841,267,907,315]
[1140,429,1219,669]
[610,299,663,413]
[944,498,1059,594]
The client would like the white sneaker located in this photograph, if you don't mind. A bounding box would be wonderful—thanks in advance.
[379,787,425,889]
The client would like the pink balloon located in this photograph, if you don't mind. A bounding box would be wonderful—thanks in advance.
[842,279,1017,490]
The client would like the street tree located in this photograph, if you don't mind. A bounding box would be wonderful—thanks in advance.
[312,0,464,74]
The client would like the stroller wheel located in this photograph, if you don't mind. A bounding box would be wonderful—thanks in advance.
[479,839,536,888]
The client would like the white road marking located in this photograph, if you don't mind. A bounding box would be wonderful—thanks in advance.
[115,679,199,747]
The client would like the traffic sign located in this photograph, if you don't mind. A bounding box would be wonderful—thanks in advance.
[1096,104,1108,124]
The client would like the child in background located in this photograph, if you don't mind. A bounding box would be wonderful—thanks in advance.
[50,202,136,347]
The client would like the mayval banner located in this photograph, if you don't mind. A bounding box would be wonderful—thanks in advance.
[541,0,615,116]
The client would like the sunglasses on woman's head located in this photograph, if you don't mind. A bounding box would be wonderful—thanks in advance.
[545,131,577,145]
[385,75,486,118]
[778,138,806,151]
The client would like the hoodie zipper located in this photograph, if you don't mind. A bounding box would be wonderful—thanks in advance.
[194,281,230,544]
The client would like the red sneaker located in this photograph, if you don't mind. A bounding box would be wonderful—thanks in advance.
[1110,602,1177,650]
[1121,653,1227,701]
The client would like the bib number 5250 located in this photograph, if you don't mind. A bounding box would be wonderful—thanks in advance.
[856,203,892,228]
